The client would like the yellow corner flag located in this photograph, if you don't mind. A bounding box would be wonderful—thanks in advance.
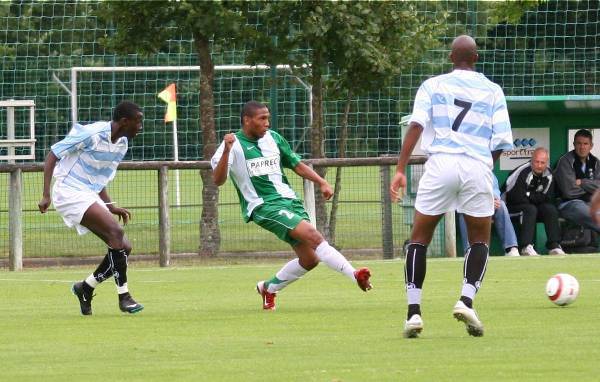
[157,83,177,122]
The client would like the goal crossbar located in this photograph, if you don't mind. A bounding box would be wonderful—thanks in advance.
[69,64,293,125]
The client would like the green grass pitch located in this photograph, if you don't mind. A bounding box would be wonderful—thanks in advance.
[1,255,599,381]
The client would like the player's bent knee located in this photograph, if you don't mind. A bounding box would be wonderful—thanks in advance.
[297,227,323,249]
[300,257,319,271]
[121,237,132,253]
[308,229,325,247]
[106,227,127,250]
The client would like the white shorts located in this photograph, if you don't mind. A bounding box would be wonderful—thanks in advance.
[414,153,494,217]
[52,182,108,235]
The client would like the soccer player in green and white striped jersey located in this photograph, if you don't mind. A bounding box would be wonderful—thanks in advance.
[211,100,372,310]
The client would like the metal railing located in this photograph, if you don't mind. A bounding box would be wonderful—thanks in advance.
[0,156,456,271]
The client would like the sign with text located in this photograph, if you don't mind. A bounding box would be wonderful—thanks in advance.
[499,128,550,170]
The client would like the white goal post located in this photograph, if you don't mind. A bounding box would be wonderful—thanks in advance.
[68,64,314,213]
[69,64,297,125]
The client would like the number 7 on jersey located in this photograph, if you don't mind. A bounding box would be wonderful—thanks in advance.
[452,98,472,132]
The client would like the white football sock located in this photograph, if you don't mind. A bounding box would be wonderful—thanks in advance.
[116,282,129,294]
[461,283,477,300]
[407,288,422,305]
[266,259,308,293]
[85,274,99,288]
[315,241,356,280]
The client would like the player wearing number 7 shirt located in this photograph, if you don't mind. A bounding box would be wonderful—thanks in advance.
[390,35,513,338]
[211,100,372,311]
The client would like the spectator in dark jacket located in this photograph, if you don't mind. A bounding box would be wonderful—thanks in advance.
[505,147,565,256]
[554,129,600,233]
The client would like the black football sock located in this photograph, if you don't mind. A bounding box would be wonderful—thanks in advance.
[405,242,427,320]
[108,248,129,288]
[461,242,489,307]
[92,254,114,283]
[407,304,421,319]
[460,296,473,309]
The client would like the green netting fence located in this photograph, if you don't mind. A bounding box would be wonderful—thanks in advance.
[0,0,597,259]
[0,0,597,161]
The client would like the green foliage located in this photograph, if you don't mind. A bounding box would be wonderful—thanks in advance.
[481,0,599,96]
[96,1,254,55]
[0,1,107,58]
[250,1,445,97]
[488,0,543,25]
[327,2,445,97]
[0,1,110,158]
[0,0,597,162]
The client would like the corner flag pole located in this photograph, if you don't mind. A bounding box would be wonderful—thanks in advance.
[158,83,181,206]
[172,118,181,207]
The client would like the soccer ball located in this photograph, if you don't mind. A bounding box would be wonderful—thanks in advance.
[545,273,579,306]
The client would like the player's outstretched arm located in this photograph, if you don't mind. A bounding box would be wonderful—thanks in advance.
[38,151,58,213]
[293,162,333,200]
[390,122,423,202]
[212,133,236,186]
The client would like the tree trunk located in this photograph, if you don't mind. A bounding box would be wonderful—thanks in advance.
[328,94,351,245]
[195,34,220,256]
[310,60,329,239]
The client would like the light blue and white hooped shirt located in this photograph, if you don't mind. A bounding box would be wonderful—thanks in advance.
[51,121,128,193]
[409,69,514,168]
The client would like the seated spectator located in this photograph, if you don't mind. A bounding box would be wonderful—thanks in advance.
[505,147,565,256]
[458,175,519,257]
[590,189,600,226]
[554,129,600,234]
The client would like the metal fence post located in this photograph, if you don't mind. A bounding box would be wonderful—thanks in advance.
[158,166,170,267]
[9,168,23,271]
[380,165,394,259]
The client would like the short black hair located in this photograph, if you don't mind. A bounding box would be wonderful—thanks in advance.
[574,129,593,142]
[240,100,268,126]
[113,100,142,122]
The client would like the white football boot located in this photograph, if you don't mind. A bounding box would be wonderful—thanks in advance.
[403,314,424,338]
[452,300,484,337]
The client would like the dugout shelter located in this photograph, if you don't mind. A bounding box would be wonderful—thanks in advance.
[484,95,600,255]
[401,95,600,257]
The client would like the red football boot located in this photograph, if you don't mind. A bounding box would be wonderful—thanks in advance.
[354,268,372,292]
[256,281,276,310]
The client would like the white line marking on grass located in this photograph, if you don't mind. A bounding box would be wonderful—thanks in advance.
[0,278,175,283]
[0,278,73,283]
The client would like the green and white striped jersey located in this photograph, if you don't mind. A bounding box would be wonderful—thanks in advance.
[211,130,302,221]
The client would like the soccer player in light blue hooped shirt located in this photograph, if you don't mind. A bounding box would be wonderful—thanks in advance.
[390,35,513,338]
[38,101,144,316]
[212,100,372,311]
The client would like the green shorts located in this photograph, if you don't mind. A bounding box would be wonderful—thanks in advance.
[251,198,310,246]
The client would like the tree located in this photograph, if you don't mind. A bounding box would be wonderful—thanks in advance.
[249,1,444,240]
[97,1,256,256]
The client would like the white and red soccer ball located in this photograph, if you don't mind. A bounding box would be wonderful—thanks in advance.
[546,273,579,306]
